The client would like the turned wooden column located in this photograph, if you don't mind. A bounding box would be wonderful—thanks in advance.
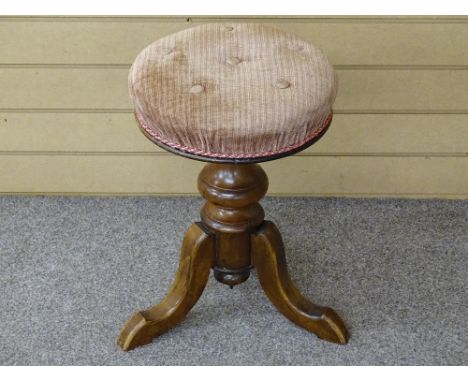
[198,163,268,287]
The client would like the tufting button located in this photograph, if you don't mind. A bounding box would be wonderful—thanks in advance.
[224,26,234,31]
[164,48,178,57]
[226,57,241,65]
[289,43,304,51]
[276,79,291,89]
[190,84,205,94]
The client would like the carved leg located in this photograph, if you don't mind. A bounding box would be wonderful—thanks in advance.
[118,223,215,351]
[252,221,349,344]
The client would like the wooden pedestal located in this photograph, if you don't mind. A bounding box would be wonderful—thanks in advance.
[118,163,348,351]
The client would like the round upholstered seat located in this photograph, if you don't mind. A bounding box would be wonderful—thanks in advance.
[129,23,337,163]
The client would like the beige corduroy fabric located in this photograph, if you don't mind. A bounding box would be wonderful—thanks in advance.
[129,23,338,160]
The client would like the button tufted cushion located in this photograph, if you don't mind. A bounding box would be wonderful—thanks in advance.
[129,23,337,162]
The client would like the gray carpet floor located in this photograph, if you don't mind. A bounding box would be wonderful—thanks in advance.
[0,196,466,365]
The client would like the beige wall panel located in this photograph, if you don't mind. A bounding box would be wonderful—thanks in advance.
[0,18,189,65]
[1,68,467,111]
[0,68,127,109]
[0,17,466,198]
[0,155,466,197]
[335,70,468,111]
[193,18,468,67]
[1,113,467,155]
[1,17,467,65]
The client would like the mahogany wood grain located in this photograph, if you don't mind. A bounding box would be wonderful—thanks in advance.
[198,163,268,286]
[252,221,349,344]
[118,222,215,351]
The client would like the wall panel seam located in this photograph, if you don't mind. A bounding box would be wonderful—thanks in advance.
[1,192,466,198]
[0,151,466,158]
[2,109,467,114]
[0,16,467,23]
[2,64,468,70]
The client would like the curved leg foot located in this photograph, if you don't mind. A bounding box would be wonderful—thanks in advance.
[251,221,349,344]
[118,223,215,351]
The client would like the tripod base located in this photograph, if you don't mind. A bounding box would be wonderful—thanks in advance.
[118,164,348,351]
